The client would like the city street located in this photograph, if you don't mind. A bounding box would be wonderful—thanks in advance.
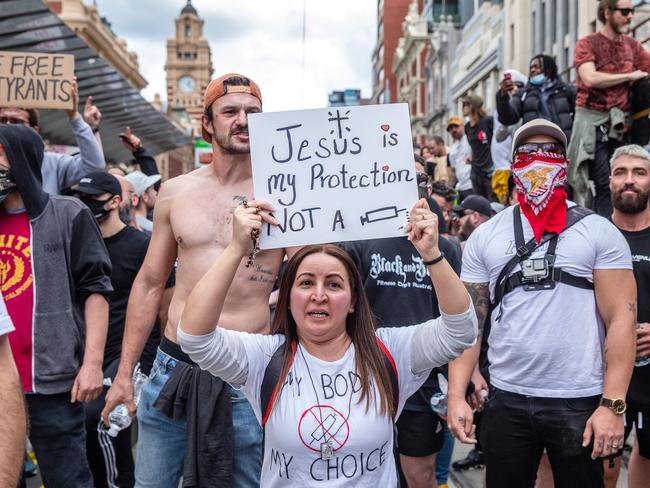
[1,0,649,487]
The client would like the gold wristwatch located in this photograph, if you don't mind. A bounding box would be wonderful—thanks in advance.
[600,398,627,415]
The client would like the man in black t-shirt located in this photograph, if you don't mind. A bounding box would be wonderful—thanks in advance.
[462,94,496,200]
[73,172,167,488]
[608,145,650,488]
[340,202,461,488]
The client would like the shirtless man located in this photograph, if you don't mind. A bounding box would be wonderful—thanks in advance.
[101,74,286,488]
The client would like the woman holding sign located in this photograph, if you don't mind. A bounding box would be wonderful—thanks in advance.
[177,198,477,487]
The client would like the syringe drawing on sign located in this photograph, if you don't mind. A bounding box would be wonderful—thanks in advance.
[310,413,338,442]
[359,206,407,228]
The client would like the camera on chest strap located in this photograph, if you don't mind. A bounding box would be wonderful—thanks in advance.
[520,255,557,291]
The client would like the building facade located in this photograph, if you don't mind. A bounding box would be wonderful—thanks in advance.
[449,0,504,115]
[423,0,463,137]
[504,0,586,82]
[393,0,429,143]
[165,1,213,138]
[46,0,147,90]
[328,89,370,106]
[371,0,412,104]
[504,0,649,82]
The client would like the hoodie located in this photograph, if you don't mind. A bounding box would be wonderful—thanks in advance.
[0,125,112,394]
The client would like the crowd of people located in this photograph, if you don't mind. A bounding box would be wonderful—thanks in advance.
[0,1,648,488]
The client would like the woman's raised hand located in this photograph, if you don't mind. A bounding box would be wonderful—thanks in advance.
[230,199,278,255]
[405,198,440,262]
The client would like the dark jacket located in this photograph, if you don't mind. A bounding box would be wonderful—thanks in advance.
[496,77,576,141]
[0,125,112,394]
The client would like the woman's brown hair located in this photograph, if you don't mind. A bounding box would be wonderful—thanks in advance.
[270,244,396,417]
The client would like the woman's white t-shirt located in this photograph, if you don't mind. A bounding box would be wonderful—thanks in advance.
[238,327,427,487]
[178,307,476,487]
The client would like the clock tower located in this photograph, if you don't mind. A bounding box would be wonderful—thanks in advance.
[165,0,213,137]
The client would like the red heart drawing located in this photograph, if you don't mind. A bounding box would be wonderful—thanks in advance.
[382,165,389,171]
[381,124,390,132]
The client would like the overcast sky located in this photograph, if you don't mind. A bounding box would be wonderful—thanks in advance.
[91,0,377,112]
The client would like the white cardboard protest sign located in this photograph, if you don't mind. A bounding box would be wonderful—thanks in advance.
[249,103,418,249]
[0,51,75,110]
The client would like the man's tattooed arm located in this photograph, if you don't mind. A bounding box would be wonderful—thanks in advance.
[464,282,490,338]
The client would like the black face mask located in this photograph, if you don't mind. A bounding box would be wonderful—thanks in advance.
[79,196,112,222]
[0,165,17,203]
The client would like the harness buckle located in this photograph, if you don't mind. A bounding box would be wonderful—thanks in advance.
[516,245,530,258]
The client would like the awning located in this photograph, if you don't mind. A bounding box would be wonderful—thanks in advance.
[0,0,192,163]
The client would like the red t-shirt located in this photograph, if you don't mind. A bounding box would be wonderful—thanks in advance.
[0,210,34,392]
[574,32,650,112]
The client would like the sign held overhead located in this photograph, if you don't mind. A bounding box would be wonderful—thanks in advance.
[0,51,75,110]
[249,103,418,249]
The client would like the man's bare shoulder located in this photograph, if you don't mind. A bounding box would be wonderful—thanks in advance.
[158,166,213,198]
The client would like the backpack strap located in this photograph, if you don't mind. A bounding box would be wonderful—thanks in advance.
[260,340,297,427]
[260,338,400,426]
[376,337,399,419]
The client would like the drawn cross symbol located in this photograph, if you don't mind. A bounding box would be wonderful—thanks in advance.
[327,109,351,139]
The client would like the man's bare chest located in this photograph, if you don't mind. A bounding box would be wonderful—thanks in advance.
[170,191,249,250]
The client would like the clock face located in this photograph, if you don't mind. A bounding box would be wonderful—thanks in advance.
[179,76,196,93]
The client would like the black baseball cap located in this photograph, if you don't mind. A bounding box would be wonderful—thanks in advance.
[76,172,121,197]
[453,194,493,217]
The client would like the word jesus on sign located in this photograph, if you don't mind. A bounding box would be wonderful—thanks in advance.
[249,103,418,249]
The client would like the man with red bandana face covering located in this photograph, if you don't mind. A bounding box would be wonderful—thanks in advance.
[510,131,569,242]
[447,119,637,487]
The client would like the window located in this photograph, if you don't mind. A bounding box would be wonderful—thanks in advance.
[532,11,537,53]
[185,21,192,37]
[551,0,557,44]
[541,1,546,51]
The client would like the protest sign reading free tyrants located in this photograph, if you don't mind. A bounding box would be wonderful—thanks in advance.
[249,103,418,249]
[0,51,74,110]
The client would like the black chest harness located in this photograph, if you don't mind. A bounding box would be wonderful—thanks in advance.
[492,205,595,320]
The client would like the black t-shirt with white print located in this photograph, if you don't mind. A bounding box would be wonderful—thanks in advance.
[341,235,461,411]
[618,225,650,408]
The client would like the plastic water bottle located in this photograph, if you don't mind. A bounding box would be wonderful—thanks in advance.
[106,365,148,437]
[430,373,449,416]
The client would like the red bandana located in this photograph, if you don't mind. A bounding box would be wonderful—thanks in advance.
[512,152,568,242]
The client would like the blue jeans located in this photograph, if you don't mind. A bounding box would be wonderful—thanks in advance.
[134,347,263,488]
[435,425,455,484]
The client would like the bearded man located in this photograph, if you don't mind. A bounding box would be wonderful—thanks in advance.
[606,145,650,488]
[447,119,637,487]
[568,0,650,216]
[102,74,292,488]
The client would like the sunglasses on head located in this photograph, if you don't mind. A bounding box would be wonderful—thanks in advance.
[613,7,635,16]
[514,142,565,157]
